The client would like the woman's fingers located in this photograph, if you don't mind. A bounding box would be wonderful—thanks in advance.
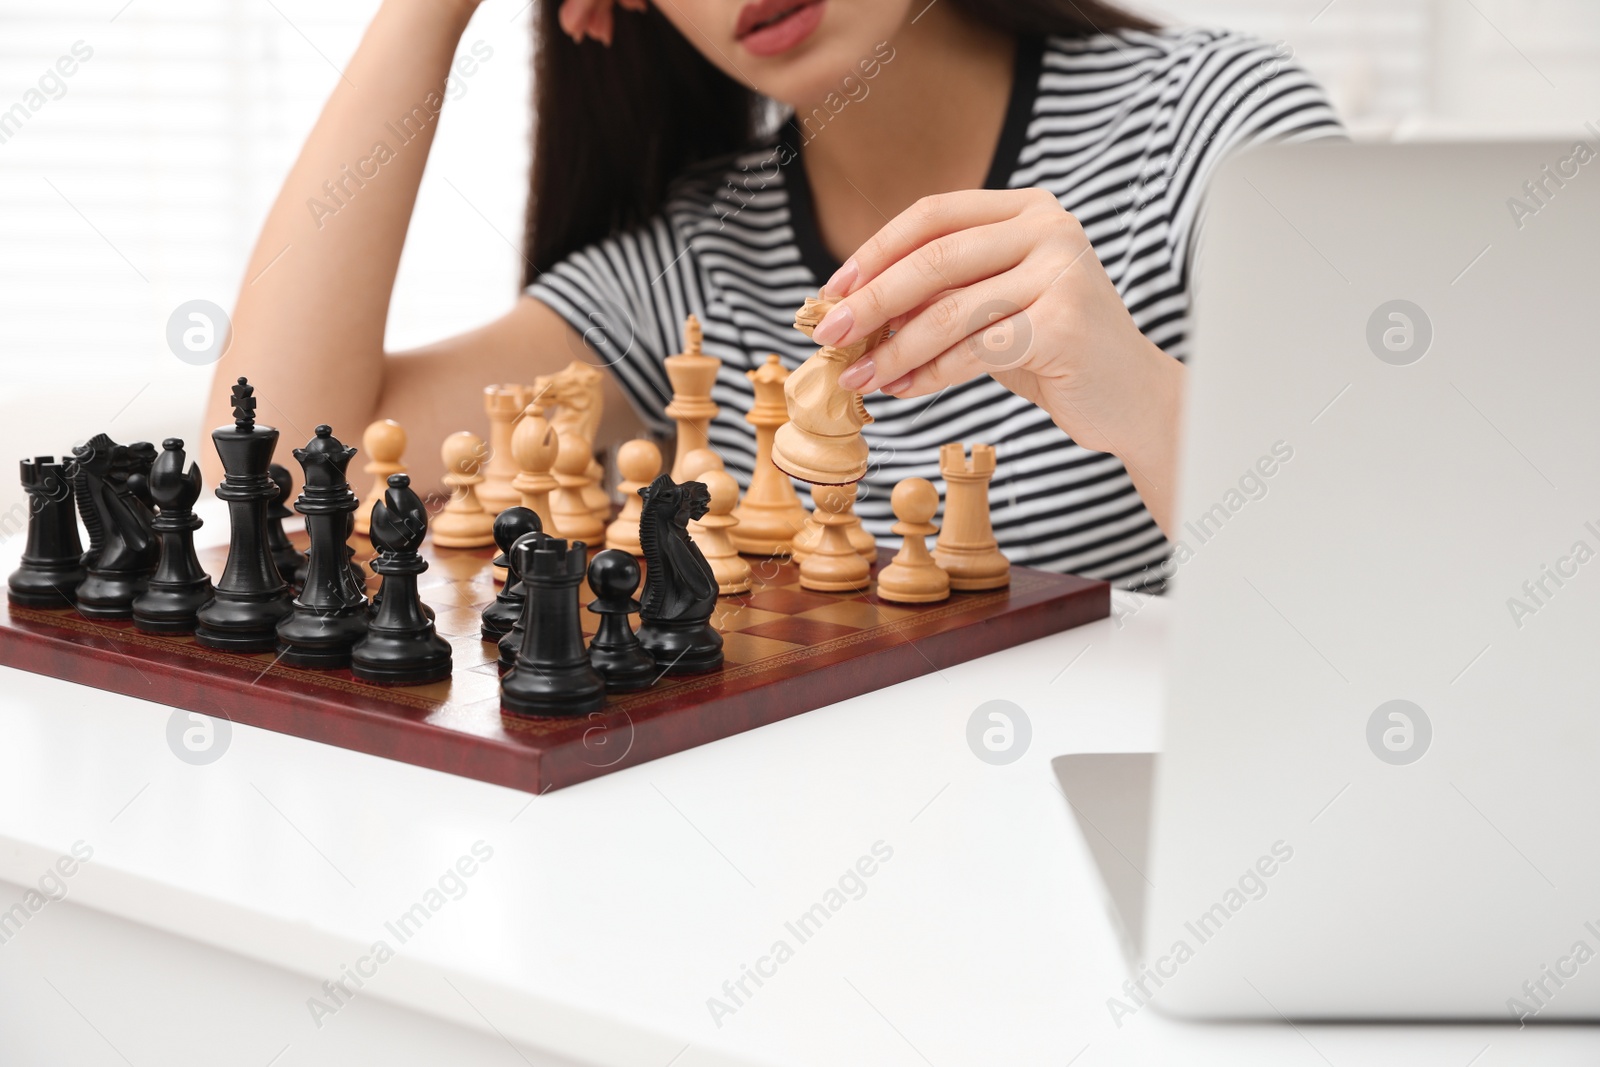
[840,269,1044,393]
[878,341,986,399]
[560,0,631,43]
[823,189,1044,296]
[878,303,1039,398]
[815,218,1034,353]
[559,0,590,39]
[589,0,614,44]
[882,288,953,335]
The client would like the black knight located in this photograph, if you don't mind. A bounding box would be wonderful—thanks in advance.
[635,474,722,674]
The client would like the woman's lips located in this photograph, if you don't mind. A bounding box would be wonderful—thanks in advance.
[734,0,825,57]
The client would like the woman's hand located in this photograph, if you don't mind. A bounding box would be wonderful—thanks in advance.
[815,187,1185,534]
[557,0,647,45]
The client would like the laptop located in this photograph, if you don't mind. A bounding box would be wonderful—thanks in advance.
[1056,140,1600,1020]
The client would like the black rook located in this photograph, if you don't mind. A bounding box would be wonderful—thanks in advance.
[7,456,86,608]
[501,534,606,716]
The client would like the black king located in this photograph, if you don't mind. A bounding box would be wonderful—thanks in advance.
[194,378,295,651]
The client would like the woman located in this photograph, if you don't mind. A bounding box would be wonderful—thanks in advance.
[204,0,1340,590]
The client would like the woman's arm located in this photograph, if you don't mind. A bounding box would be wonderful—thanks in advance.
[811,188,1186,536]
[202,0,638,490]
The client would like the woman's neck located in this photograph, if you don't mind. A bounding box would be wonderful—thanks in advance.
[794,4,1016,267]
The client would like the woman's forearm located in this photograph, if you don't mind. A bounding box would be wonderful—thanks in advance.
[1108,345,1186,541]
[204,0,477,479]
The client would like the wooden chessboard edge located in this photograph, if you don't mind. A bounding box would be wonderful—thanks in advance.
[0,610,551,794]
[532,575,1112,791]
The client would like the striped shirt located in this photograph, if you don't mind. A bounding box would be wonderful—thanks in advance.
[528,28,1342,590]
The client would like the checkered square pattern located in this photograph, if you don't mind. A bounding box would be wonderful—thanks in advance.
[261,533,992,692]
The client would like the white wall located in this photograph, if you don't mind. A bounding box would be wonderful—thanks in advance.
[1,0,1598,520]
[1146,0,1600,136]
[0,0,533,517]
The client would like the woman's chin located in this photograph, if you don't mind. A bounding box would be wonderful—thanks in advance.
[731,43,884,110]
[657,0,912,106]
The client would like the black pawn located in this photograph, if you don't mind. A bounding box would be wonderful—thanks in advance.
[480,506,542,642]
[500,535,605,716]
[266,462,306,588]
[351,474,451,685]
[635,474,723,673]
[276,426,368,668]
[132,440,214,633]
[72,434,160,619]
[586,549,656,692]
[7,456,86,608]
[195,378,294,650]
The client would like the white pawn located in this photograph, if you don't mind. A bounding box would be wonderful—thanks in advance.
[354,419,405,536]
[693,470,751,596]
[679,447,724,482]
[511,405,559,536]
[798,484,871,592]
[790,487,874,563]
[876,478,949,603]
[551,432,604,544]
[432,431,497,549]
[605,439,660,556]
[679,447,726,543]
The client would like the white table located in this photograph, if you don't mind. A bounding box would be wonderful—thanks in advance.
[2,566,1595,1065]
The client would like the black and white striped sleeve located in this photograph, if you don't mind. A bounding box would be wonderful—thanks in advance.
[1163,30,1345,272]
[526,217,690,436]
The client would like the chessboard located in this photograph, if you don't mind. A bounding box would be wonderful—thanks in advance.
[0,531,1109,793]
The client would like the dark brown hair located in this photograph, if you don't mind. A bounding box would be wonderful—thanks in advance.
[523,0,1158,284]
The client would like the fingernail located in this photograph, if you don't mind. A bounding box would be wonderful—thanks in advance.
[837,358,875,391]
[823,258,859,297]
[881,374,912,395]
[812,303,854,346]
